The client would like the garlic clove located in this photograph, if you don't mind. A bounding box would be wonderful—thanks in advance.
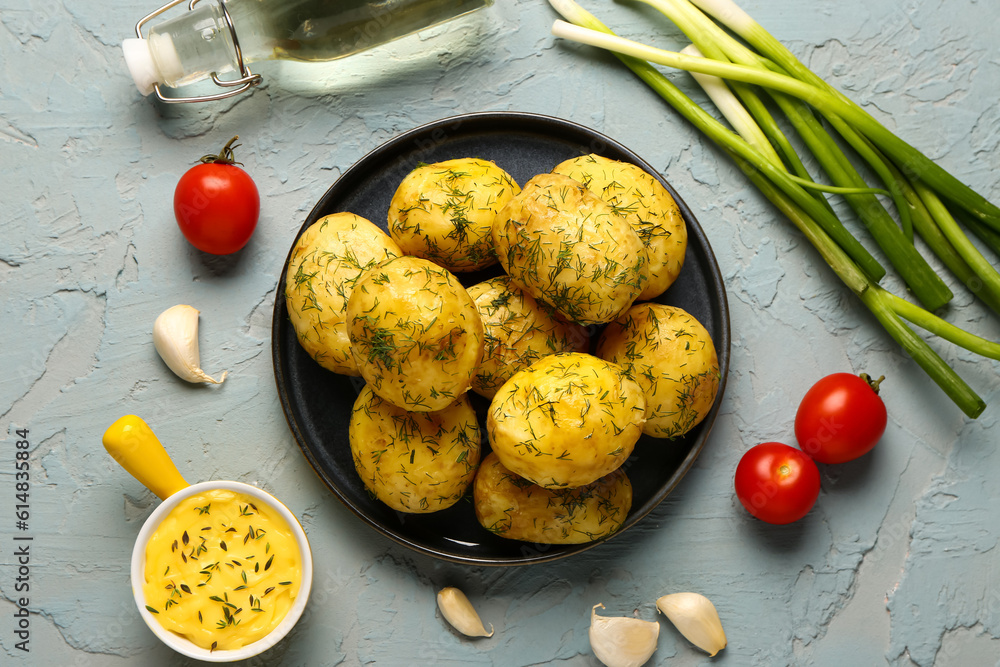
[153,304,227,384]
[589,603,659,667]
[437,587,494,638]
[656,592,727,657]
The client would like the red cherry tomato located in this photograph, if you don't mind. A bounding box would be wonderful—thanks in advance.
[795,373,887,464]
[734,442,820,524]
[174,136,260,255]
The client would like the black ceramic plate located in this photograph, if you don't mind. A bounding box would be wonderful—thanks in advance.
[272,111,730,566]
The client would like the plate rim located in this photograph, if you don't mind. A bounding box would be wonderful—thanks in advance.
[272,110,731,566]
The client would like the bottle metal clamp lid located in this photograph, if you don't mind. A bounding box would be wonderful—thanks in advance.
[123,0,262,103]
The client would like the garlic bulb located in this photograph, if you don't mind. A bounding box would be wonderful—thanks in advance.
[656,592,727,657]
[437,587,494,637]
[589,603,659,667]
[152,305,227,384]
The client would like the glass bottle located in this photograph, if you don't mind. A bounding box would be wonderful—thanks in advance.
[123,0,493,103]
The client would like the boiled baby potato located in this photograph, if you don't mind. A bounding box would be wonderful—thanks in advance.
[387,158,520,272]
[492,172,648,325]
[284,212,402,375]
[487,352,646,489]
[474,452,632,544]
[350,385,481,513]
[552,153,687,301]
[467,275,589,399]
[347,255,484,412]
[597,303,720,439]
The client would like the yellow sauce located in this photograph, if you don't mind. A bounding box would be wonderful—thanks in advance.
[142,489,303,651]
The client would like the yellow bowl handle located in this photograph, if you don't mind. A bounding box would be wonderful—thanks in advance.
[103,415,190,500]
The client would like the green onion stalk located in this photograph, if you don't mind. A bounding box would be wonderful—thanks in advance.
[550,0,1000,310]
[684,0,1000,231]
[547,0,1000,417]
[641,0,1000,314]
[675,46,952,311]
[633,0,953,312]
[962,213,1000,259]
[657,0,1000,313]
[547,19,1000,241]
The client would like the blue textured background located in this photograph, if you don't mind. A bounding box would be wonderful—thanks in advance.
[2,0,999,664]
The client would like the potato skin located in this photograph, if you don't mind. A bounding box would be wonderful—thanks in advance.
[474,452,632,544]
[350,385,481,513]
[284,213,402,375]
[552,154,687,301]
[492,173,648,325]
[388,158,520,272]
[597,303,720,439]
[347,256,485,412]
[487,352,646,489]
[467,276,589,399]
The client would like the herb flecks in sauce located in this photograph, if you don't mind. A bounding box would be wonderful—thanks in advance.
[141,489,302,651]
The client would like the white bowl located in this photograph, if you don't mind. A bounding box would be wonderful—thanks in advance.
[130,480,313,662]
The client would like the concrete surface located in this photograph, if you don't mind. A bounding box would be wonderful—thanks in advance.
[2,0,999,665]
